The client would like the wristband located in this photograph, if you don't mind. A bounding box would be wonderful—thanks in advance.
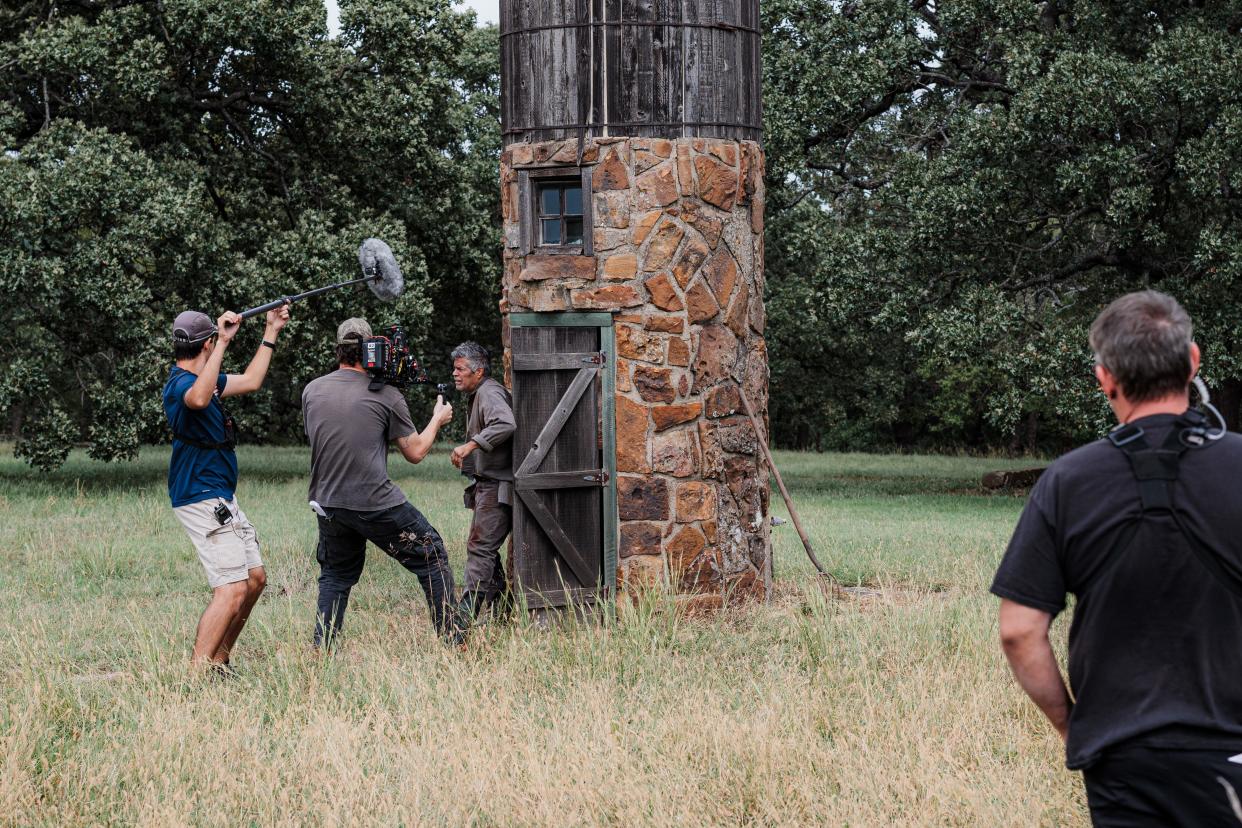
[261,340,276,350]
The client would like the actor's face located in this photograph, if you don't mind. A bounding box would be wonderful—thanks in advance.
[452,357,484,393]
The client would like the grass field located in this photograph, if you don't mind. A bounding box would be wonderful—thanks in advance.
[0,446,1087,826]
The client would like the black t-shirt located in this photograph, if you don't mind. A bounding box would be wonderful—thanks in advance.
[992,412,1242,770]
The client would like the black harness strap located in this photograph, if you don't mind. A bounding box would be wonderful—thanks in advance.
[171,396,237,451]
[1109,414,1242,599]
[1109,422,1181,511]
[173,432,235,451]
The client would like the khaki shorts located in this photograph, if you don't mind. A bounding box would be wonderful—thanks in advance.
[174,497,263,588]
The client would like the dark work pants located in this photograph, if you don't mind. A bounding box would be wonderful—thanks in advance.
[463,480,512,600]
[1082,746,1242,827]
[314,501,456,645]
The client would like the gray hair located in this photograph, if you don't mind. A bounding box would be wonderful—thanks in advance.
[1089,290,1194,403]
[451,341,490,375]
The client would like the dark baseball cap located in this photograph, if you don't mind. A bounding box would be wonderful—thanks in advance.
[172,311,217,343]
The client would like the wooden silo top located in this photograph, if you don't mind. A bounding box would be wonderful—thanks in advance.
[500,0,762,145]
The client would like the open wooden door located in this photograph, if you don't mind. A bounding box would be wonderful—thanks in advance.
[509,312,618,609]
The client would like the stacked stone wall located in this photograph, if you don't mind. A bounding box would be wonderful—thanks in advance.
[500,136,770,602]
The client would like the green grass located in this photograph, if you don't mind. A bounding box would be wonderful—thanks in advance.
[768,451,1038,589]
[0,446,1084,826]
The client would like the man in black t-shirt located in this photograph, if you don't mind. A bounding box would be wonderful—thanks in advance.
[302,318,460,646]
[993,291,1242,826]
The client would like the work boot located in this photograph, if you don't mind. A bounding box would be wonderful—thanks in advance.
[488,588,515,623]
[438,601,471,648]
[456,591,486,625]
[443,617,469,648]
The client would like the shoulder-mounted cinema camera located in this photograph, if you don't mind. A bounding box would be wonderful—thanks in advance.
[363,324,449,397]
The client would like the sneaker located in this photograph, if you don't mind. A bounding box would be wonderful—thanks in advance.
[209,661,239,681]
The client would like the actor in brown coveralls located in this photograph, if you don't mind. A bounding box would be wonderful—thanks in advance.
[449,342,516,622]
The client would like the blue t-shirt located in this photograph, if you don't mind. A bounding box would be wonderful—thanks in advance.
[163,366,238,507]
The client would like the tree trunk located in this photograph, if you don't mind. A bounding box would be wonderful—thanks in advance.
[8,402,24,440]
[1213,378,1242,432]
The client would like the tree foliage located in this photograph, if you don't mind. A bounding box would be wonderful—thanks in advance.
[5,0,1241,466]
[762,0,1242,451]
[1,0,500,468]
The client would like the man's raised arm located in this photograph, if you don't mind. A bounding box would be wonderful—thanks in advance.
[222,305,291,397]
[183,311,239,410]
[396,396,454,464]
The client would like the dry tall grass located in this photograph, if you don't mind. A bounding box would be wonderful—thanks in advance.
[0,447,1084,826]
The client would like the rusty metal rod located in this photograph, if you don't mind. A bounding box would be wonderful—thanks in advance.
[735,382,833,581]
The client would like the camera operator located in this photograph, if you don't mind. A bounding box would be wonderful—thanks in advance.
[993,291,1242,825]
[302,318,460,646]
[449,342,515,623]
[164,304,290,674]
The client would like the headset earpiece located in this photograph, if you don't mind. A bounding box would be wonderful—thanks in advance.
[1191,376,1227,441]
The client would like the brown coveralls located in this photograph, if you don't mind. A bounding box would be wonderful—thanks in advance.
[462,377,516,601]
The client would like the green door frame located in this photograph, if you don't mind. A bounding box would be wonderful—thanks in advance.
[508,311,618,593]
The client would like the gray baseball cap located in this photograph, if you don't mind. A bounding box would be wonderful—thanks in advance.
[172,310,217,343]
[336,317,372,344]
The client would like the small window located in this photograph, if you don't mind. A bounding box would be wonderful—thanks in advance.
[518,167,593,256]
[536,181,584,247]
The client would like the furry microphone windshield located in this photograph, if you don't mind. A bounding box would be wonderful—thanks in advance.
[238,238,407,320]
[358,238,404,302]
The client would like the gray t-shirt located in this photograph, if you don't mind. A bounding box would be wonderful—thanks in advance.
[302,369,417,510]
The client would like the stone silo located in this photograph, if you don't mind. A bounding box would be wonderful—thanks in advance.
[498,0,769,609]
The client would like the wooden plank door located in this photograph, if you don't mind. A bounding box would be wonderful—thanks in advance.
[510,312,617,609]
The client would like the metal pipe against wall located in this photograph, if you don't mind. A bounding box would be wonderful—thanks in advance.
[735,382,834,585]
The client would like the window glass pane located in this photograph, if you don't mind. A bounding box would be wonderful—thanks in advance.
[563,186,582,215]
[564,216,583,245]
[541,218,561,245]
[540,186,560,216]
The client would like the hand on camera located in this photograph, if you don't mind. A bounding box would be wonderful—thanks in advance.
[266,303,291,332]
[434,395,453,426]
[217,311,242,343]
